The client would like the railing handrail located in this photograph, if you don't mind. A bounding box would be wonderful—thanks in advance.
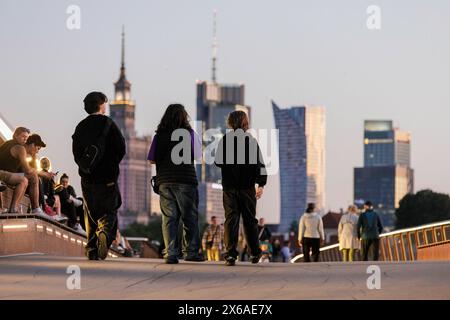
[291,219,450,263]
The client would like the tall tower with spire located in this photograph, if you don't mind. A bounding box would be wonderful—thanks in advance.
[110,27,153,229]
[111,26,136,137]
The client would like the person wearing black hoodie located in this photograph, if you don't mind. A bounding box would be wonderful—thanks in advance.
[215,111,267,266]
[72,91,126,260]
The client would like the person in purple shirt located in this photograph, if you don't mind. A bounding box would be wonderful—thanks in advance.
[148,104,204,264]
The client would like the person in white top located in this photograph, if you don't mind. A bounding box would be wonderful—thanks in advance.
[338,205,360,262]
[297,203,325,262]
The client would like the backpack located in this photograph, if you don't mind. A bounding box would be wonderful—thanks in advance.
[78,118,112,174]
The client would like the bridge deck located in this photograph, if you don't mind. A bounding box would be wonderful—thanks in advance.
[0,255,449,300]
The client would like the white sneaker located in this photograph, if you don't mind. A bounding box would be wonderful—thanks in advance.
[31,207,51,219]
[73,223,86,236]
[54,215,68,223]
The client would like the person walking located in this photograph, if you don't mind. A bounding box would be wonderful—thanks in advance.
[147,104,204,264]
[72,91,126,260]
[298,203,325,262]
[338,205,360,262]
[357,201,384,261]
[214,110,267,266]
[202,216,224,262]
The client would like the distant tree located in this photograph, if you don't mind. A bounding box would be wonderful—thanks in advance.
[395,189,450,229]
[123,216,163,245]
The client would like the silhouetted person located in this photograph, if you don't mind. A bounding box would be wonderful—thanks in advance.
[72,92,125,260]
[215,111,267,266]
[357,201,383,261]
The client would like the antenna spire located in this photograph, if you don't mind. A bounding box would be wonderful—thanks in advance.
[121,25,125,70]
[211,10,218,83]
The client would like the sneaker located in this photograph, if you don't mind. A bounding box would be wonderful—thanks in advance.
[97,231,109,260]
[165,256,179,264]
[225,257,236,266]
[32,207,51,219]
[53,215,68,223]
[185,255,205,262]
[73,223,86,236]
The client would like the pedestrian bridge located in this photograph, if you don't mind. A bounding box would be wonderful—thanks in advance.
[1,209,449,299]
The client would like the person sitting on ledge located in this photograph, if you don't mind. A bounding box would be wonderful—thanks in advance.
[55,173,84,232]
[39,157,68,223]
[0,127,45,214]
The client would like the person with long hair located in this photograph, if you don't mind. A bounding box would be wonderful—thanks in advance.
[147,104,203,264]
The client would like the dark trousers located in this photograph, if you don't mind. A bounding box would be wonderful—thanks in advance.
[361,238,380,261]
[302,237,320,262]
[159,184,200,259]
[81,180,120,257]
[57,188,77,228]
[223,188,261,260]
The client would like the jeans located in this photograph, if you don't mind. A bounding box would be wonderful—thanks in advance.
[159,183,200,259]
[223,188,261,260]
[361,238,380,261]
[302,237,320,262]
[81,179,120,257]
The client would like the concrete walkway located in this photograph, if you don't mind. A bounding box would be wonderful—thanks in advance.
[0,254,449,300]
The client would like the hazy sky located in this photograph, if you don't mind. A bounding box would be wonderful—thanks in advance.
[1,0,449,223]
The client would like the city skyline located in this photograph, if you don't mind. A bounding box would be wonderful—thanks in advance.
[1,1,449,219]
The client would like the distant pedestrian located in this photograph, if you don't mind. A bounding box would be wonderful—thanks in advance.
[298,203,325,262]
[281,240,292,263]
[338,205,360,262]
[357,201,384,261]
[202,216,224,262]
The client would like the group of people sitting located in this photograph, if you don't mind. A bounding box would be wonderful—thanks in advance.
[0,127,85,234]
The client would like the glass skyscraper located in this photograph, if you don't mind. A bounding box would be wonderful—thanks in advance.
[354,120,414,229]
[272,101,326,234]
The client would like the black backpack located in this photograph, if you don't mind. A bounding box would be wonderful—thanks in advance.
[78,118,112,174]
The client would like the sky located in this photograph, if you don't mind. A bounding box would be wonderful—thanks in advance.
[1,0,450,223]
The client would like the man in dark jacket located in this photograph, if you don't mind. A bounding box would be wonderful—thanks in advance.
[215,111,267,266]
[72,91,126,260]
[357,201,384,261]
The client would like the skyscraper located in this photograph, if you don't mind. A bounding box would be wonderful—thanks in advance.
[272,101,326,234]
[109,28,152,229]
[354,120,414,229]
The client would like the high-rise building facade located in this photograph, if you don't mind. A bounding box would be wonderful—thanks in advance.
[109,28,152,229]
[272,101,326,234]
[354,120,414,229]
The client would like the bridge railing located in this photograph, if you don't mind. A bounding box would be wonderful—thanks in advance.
[291,220,450,263]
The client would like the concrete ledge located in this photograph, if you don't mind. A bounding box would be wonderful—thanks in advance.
[0,217,121,258]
